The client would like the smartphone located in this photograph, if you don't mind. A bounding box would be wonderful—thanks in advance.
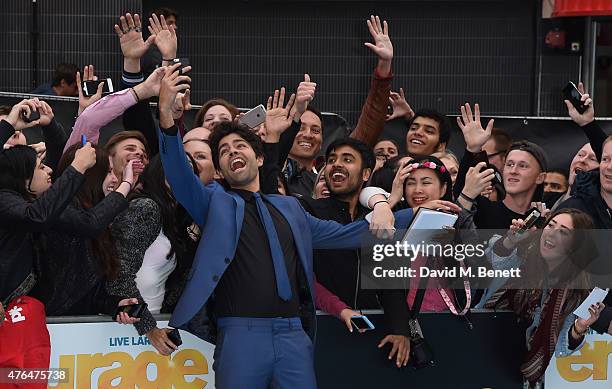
[170,58,190,74]
[562,81,587,114]
[350,315,375,331]
[114,302,147,319]
[472,154,506,200]
[21,110,40,123]
[516,208,541,234]
[82,79,114,97]
[167,328,183,347]
[239,104,266,129]
[491,169,506,200]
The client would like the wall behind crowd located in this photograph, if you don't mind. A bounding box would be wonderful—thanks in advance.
[0,0,582,125]
[144,0,538,124]
[0,0,141,92]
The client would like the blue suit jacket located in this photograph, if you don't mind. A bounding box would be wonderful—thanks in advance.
[158,129,413,342]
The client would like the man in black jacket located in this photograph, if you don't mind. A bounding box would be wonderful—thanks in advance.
[558,136,612,335]
[300,137,413,368]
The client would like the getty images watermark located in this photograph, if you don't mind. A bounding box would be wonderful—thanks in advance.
[370,240,521,280]
[359,228,612,290]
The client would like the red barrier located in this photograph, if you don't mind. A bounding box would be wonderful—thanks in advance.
[554,0,612,17]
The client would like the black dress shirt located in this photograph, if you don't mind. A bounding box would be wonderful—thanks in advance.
[214,190,301,318]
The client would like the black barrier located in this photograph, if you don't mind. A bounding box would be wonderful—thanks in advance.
[315,310,523,389]
[383,116,612,172]
[47,309,524,389]
[2,91,611,172]
[0,92,352,154]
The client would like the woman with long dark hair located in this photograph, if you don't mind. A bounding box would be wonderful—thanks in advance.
[107,154,195,355]
[482,208,604,387]
[0,144,96,307]
[30,143,137,316]
[0,143,95,376]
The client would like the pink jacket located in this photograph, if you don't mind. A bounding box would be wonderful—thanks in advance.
[63,89,137,154]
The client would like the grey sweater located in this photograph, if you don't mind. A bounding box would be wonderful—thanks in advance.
[107,197,162,335]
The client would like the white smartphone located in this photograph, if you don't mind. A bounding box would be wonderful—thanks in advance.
[239,104,266,129]
[82,78,114,97]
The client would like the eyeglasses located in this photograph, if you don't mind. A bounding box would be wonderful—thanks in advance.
[487,151,504,159]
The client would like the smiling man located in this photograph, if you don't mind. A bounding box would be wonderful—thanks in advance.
[281,15,396,198]
[300,137,413,369]
[558,136,612,337]
[454,103,548,230]
[157,64,413,389]
[406,109,452,157]
[284,106,324,196]
[105,131,148,181]
[559,136,612,229]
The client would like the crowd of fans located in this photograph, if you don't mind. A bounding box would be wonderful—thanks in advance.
[1,8,611,389]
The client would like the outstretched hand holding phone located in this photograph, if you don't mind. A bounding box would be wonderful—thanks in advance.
[564,81,594,127]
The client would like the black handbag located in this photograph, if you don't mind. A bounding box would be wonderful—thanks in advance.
[408,256,435,369]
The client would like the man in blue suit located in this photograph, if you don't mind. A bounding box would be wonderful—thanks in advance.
[157,64,413,389]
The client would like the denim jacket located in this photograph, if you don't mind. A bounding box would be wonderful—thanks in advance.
[478,235,586,357]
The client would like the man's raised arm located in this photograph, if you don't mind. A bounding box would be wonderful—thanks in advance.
[158,63,212,226]
[350,15,394,147]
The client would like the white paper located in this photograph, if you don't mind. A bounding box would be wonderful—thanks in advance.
[573,287,609,320]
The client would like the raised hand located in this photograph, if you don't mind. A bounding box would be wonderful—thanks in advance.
[565,82,595,127]
[76,65,104,115]
[575,302,605,335]
[387,88,414,121]
[388,161,414,208]
[30,142,46,161]
[292,73,316,121]
[364,15,393,62]
[148,13,177,61]
[265,87,297,142]
[114,13,155,60]
[503,218,536,247]
[71,142,97,173]
[463,162,495,199]
[134,66,169,101]
[158,63,191,128]
[530,201,550,220]
[37,100,55,127]
[4,99,41,131]
[181,89,192,111]
[457,103,494,153]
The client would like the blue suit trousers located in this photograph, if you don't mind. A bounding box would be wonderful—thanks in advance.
[213,317,317,389]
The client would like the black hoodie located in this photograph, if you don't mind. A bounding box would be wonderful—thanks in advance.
[559,170,612,229]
